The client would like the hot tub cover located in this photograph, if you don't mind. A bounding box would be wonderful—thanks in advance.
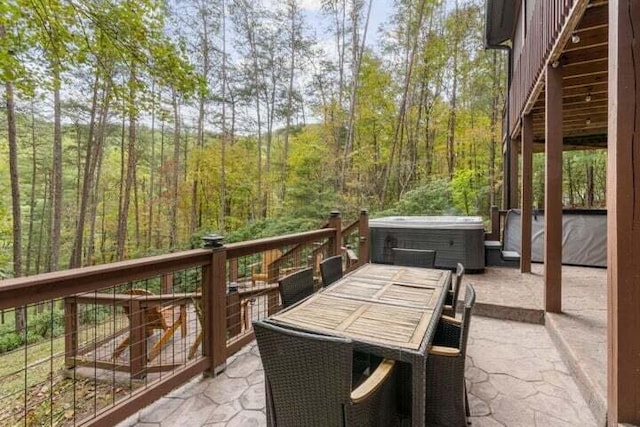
[370,216,485,230]
[503,209,607,267]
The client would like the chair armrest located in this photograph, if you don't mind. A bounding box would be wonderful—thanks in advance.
[350,359,395,404]
[441,315,461,326]
[429,345,461,357]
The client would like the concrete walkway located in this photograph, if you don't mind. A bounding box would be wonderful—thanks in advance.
[120,316,596,427]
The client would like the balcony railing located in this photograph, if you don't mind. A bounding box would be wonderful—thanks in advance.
[508,0,575,135]
[0,210,369,426]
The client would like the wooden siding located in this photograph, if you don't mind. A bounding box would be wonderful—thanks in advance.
[508,0,576,136]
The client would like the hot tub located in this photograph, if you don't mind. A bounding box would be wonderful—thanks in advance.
[369,216,486,272]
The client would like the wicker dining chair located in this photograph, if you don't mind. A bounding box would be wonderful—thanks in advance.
[443,263,465,317]
[392,248,436,268]
[253,320,397,427]
[278,267,315,308]
[320,255,344,287]
[425,283,476,427]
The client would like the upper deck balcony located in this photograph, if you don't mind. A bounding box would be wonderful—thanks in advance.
[488,0,608,144]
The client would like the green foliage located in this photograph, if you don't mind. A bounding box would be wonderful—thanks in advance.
[378,179,458,216]
[79,305,111,325]
[225,216,322,244]
[0,307,65,354]
[29,307,64,338]
[451,169,480,215]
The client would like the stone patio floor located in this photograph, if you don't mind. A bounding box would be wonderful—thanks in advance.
[119,315,597,427]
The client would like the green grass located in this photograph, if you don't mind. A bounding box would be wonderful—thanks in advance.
[0,313,132,426]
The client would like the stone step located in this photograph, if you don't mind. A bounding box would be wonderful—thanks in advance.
[484,241,521,268]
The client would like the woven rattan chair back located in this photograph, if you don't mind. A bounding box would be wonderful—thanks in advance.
[450,263,465,315]
[392,248,436,268]
[320,255,343,287]
[425,284,476,426]
[254,320,353,426]
[459,283,476,357]
[278,267,314,308]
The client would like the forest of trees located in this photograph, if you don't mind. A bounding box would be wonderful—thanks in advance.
[0,0,606,282]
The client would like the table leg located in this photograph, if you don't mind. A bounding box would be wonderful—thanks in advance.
[412,359,426,427]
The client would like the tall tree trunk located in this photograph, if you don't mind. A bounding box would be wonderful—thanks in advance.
[3,25,25,331]
[156,118,166,248]
[446,0,459,179]
[169,90,181,248]
[26,101,38,275]
[49,62,63,272]
[220,0,227,232]
[381,0,429,206]
[69,70,100,268]
[281,0,298,203]
[87,84,111,265]
[148,83,156,249]
[116,67,137,260]
[342,0,372,191]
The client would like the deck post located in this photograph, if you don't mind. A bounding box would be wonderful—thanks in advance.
[161,273,173,294]
[544,62,563,313]
[358,209,369,265]
[64,298,78,369]
[129,299,146,379]
[201,235,227,376]
[520,114,533,273]
[509,138,519,208]
[607,1,640,423]
[328,211,342,257]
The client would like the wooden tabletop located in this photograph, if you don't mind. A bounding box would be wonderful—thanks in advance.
[270,264,451,351]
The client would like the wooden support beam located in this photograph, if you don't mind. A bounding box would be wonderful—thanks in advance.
[607,1,640,423]
[544,63,563,313]
[520,114,533,273]
[328,211,342,257]
[358,209,369,265]
[211,248,227,373]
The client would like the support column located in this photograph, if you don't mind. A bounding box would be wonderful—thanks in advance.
[509,138,519,208]
[544,63,562,313]
[607,1,640,423]
[520,114,533,273]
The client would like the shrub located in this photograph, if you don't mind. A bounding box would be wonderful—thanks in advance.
[29,307,64,338]
[0,331,21,353]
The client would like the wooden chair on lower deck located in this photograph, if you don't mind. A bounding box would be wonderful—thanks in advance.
[112,289,186,362]
[254,320,398,427]
[392,248,436,268]
[426,284,476,427]
[251,249,283,285]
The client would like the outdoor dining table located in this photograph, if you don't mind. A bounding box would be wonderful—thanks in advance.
[267,262,451,427]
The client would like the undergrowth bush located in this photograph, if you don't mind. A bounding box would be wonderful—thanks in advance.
[0,307,65,354]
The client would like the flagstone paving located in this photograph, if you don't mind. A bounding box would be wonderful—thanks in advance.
[119,315,597,427]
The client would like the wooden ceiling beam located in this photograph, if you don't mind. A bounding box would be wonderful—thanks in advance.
[561,44,608,67]
[532,93,608,110]
[561,59,608,78]
[562,27,608,52]
[563,72,608,89]
[532,109,609,122]
[574,3,608,32]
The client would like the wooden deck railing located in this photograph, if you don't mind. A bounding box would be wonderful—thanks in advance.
[508,0,575,136]
[0,210,369,426]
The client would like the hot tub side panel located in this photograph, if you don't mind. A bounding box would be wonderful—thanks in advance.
[370,226,485,271]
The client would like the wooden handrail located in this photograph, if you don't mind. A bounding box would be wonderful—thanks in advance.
[0,249,212,310]
[226,228,336,259]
